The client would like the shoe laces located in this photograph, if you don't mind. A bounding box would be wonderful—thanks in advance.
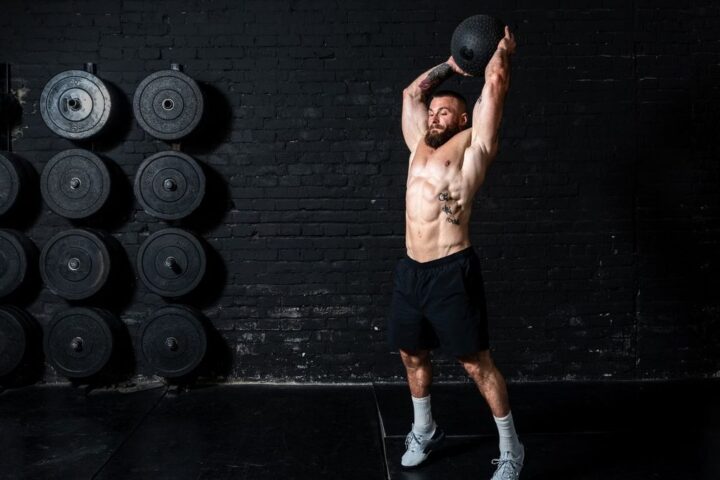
[491,456,522,480]
[404,431,424,452]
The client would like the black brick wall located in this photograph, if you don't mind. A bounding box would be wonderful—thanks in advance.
[1,0,718,383]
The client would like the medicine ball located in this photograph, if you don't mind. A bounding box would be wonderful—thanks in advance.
[451,15,505,76]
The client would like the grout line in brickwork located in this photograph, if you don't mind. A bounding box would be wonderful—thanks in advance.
[631,0,641,377]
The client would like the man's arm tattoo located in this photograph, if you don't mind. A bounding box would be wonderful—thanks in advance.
[419,63,453,96]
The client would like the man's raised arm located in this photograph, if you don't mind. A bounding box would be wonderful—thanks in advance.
[470,27,516,159]
[402,58,465,152]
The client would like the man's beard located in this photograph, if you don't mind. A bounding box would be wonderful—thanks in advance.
[424,124,461,148]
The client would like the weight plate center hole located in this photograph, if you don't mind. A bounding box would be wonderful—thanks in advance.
[164,256,181,273]
[166,337,179,351]
[67,98,82,111]
[70,336,84,352]
[163,178,177,191]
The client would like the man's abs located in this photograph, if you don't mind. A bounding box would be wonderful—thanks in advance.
[405,144,473,262]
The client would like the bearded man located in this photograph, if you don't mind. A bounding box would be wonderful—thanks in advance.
[389,27,524,480]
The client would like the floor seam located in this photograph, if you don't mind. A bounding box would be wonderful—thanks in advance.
[384,431,625,438]
[90,385,169,479]
[371,382,392,480]
[384,433,495,439]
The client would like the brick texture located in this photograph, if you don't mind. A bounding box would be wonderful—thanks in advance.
[0,0,718,383]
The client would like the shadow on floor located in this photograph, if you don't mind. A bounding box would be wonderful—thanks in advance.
[0,380,718,479]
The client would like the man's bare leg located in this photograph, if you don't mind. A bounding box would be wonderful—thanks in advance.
[400,348,435,434]
[400,349,432,398]
[398,349,445,467]
[458,350,510,417]
[459,349,524,475]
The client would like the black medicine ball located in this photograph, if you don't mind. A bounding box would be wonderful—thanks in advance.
[451,15,505,76]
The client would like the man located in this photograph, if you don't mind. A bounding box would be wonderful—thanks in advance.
[389,27,523,479]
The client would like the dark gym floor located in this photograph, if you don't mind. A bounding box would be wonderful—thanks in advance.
[1,380,719,479]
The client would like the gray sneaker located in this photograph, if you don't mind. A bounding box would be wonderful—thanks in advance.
[490,444,525,479]
[401,424,446,468]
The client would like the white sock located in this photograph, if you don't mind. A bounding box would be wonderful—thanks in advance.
[493,411,522,455]
[411,395,435,435]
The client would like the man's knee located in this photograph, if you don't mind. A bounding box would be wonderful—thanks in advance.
[458,350,495,382]
[400,349,430,369]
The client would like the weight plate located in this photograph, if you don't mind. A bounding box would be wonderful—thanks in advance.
[40,229,112,300]
[134,151,205,220]
[133,69,204,140]
[40,70,112,140]
[0,152,24,216]
[140,305,207,378]
[6,305,41,339]
[137,228,206,297]
[41,149,111,219]
[0,230,34,298]
[0,306,30,376]
[44,307,117,378]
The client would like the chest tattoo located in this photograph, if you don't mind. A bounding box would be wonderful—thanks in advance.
[438,191,460,225]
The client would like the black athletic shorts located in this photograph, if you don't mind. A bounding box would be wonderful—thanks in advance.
[388,246,489,357]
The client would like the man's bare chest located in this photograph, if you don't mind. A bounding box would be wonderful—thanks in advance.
[409,150,463,185]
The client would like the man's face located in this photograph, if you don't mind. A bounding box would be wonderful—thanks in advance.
[425,96,468,148]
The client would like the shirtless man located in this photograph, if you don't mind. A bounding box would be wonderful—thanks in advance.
[389,28,524,479]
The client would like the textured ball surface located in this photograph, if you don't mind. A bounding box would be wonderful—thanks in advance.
[451,15,505,76]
